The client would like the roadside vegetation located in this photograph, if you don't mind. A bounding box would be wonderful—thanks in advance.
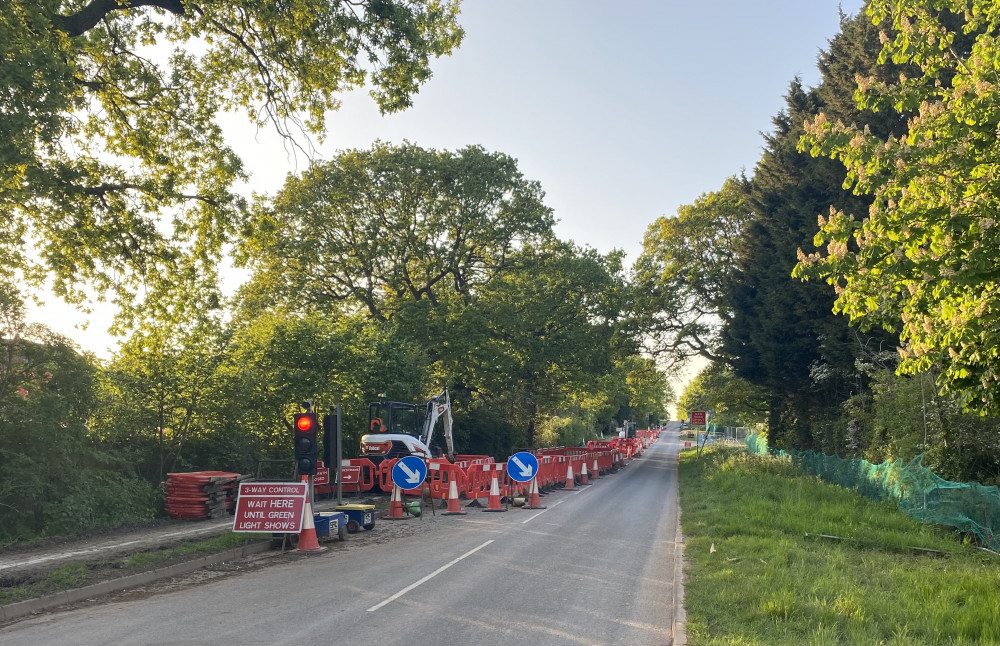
[0,533,265,607]
[678,446,1000,646]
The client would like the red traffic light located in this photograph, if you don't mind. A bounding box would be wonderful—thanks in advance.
[296,414,314,432]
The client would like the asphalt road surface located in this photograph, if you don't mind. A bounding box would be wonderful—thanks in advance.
[1,436,684,646]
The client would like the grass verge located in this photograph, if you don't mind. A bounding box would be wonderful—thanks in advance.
[678,445,1000,646]
[0,532,269,606]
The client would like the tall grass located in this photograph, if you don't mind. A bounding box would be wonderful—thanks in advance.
[678,446,1000,646]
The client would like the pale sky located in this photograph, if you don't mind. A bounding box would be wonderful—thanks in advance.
[29,0,867,359]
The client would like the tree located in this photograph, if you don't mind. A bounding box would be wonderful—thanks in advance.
[1,1,463,322]
[464,242,628,447]
[631,176,752,366]
[720,79,867,448]
[676,363,768,428]
[717,9,913,450]
[239,142,555,321]
[0,306,158,540]
[91,317,225,481]
[214,308,429,467]
[796,0,1000,415]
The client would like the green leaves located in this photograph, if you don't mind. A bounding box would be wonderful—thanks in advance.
[240,142,555,321]
[797,0,1000,415]
[1,0,462,331]
[632,176,752,366]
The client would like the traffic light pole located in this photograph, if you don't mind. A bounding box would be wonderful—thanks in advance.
[335,404,343,505]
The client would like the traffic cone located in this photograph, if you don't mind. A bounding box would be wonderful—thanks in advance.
[522,477,546,509]
[591,457,601,479]
[442,479,467,515]
[297,482,323,552]
[483,467,506,512]
[564,460,575,490]
[579,460,590,485]
[386,484,407,520]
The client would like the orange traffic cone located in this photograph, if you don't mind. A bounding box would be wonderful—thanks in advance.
[523,477,546,509]
[579,460,590,485]
[483,467,506,512]
[442,479,467,516]
[297,480,323,552]
[386,484,407,520]
[564,460,575,490]
[591,457,601,479]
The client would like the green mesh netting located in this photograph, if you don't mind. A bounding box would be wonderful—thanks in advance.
[744,434,999,552]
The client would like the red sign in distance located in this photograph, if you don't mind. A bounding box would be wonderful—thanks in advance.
[232,482,307,533]
[313,467,330,486]
[690,411,707,426]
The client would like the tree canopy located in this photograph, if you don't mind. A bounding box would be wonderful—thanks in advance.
[796,0,1000,415]
[239,142,554,320]
[631,176,751,366]
[1,0,463,322]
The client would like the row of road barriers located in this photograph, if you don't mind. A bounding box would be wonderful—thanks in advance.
[316,432,661,503]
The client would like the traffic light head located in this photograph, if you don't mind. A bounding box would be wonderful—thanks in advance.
[293,412,319,475]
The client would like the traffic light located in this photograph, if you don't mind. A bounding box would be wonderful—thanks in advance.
[293,411,319,476]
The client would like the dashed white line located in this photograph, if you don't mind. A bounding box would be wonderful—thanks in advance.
[520,499,564,524]
[366,540,495,612]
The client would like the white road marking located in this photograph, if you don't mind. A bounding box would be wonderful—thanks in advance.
[520,499,564,524]
[366,540,494,612]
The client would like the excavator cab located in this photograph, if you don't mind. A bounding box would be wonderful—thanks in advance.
[368,401,422,437]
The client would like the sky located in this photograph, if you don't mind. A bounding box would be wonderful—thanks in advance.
[28,0,867,362]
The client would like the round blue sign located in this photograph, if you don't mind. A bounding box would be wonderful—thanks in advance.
[391,455,428,489]
[506,452,539,483]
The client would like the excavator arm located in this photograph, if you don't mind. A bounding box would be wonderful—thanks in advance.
[421,389,456,462]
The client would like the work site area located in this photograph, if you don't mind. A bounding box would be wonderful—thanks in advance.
[5,0,1000,643]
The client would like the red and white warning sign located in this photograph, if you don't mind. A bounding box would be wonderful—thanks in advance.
[339,465,361,485]
[232,482,307,533]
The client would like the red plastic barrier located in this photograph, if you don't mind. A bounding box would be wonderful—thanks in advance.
[339,458,377,493]
[465,462,505,501]
[377,458,398,493]
[427,460,468,500]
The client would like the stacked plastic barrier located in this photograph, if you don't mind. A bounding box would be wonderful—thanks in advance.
[164,471,247,520]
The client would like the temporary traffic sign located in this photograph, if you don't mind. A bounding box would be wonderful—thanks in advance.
[690,411,707,426]
[391,456,427,489]
[339,465,361,485]
[506,452,538,483]
[232,482,307,533]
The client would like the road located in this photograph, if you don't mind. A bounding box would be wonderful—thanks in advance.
[0,436,684,646]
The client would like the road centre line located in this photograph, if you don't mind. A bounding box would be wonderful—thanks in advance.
[521,499,564,524]
[366,540,495,612]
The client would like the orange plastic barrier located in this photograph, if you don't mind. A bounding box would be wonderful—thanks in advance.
[427,460,468,500]
[465,462,505,501]
[377,458,398,493]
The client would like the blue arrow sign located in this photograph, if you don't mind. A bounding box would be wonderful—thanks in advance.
[506,452,538,483]
[391,456,428,489]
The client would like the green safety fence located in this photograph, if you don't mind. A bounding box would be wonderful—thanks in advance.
[745,434,1000,552]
